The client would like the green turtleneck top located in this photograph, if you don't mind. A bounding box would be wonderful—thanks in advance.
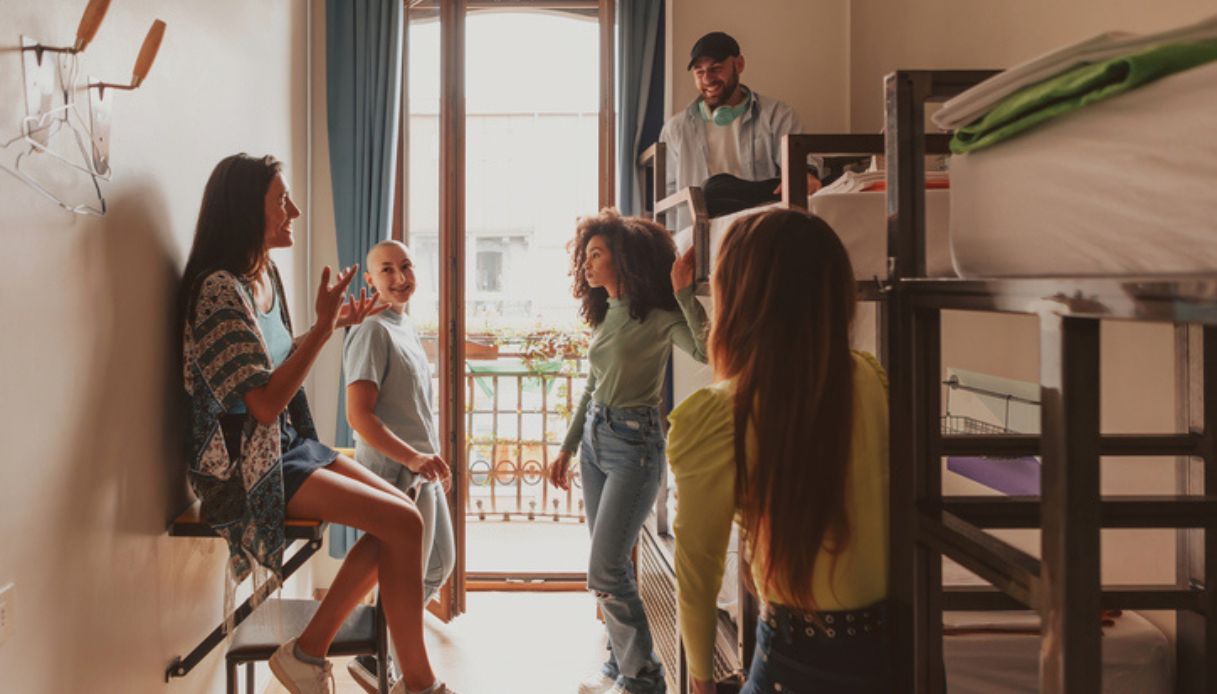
[561,286,708,453]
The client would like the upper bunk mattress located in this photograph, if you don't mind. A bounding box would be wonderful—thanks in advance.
[949,59,1217,277]
[675,188,953,280]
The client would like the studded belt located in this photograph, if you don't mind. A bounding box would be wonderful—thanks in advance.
[760,601,887,642]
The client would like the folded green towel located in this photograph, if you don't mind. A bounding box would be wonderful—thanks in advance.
[951,39,1217,154]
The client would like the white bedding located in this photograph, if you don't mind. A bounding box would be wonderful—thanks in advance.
[949,59,1217,277]
[674,188,953,280]
[945,610,1171,694]
[941,559,1171,694]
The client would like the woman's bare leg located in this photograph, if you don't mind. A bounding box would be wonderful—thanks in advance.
[294,532,380,658]
[289,456,415,658]
[325,453,415,502]
[287,465,436,690]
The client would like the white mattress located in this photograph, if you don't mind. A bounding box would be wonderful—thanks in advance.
[941,559,1171,694]
[674,189,953,280]
[949,59,1217,277]
[945,610,1170,694]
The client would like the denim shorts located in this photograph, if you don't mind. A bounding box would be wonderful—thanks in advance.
[220,414,338,503]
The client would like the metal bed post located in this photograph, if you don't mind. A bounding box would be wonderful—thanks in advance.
[1180,325,1217,693]
[636,142,666,221]
[912,302,945,692]
[885,69,934,694]
[886,69,999,694]
[1038,315,1102,693]
[1203,326,1217,694]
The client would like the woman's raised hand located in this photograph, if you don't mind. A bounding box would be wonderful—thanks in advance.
[336,287,389,330]
[314,265,359,333]
[671,245,696,292]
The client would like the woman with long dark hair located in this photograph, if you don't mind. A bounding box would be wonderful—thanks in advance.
[667,208,890,693]
[181,153,457,694]
[549,209,708,694]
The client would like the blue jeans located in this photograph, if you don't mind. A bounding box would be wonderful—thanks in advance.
[580,402,667,694]
[416,480,456,603]
[741,610,890,694]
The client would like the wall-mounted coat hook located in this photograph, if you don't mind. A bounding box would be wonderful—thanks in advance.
[88,19,165,99]
[21,0,111,64]
[6,3,165,215]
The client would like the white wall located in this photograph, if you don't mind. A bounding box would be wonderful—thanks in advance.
[0,2,310,692]
[848,0,1215,131]
[308,0,342,450]
[666,0,852,133]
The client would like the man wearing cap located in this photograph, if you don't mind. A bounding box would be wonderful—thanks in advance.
[659,32,821,222]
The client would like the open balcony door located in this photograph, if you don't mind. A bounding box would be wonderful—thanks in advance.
[403,0,615,622]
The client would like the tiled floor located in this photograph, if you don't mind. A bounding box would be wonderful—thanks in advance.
[264,592,607,694]
[465,519,590,574]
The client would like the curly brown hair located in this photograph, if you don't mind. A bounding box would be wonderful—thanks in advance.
[568,209,679,327]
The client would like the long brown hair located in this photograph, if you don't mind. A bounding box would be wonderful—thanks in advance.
[710,208,857,612]
[178,153,282,327]
[569,209,679,327]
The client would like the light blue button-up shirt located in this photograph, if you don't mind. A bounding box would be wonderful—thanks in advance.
[658,87,821,228]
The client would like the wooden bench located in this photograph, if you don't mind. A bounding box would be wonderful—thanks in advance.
[165,500,388,693]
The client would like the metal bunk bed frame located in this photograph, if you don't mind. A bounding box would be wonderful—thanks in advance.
[884,69,1217,693]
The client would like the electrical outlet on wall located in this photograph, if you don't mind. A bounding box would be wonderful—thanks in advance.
[0,583,13,646]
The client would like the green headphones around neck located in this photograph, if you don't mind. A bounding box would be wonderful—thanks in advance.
[700,88,751,126]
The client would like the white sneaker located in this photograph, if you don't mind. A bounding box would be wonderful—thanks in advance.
[577,672,617,694]
[268,638,335,694]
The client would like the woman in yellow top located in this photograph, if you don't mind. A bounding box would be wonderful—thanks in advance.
[667,208,890,694]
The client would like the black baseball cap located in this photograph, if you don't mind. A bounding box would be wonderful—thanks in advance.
[687,32,740,70]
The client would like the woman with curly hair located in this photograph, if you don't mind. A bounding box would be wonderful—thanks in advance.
[549,209,707,694]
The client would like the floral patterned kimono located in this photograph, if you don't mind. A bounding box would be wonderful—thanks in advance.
[183,263,317,581]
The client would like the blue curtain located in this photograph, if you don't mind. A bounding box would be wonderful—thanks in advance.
[617,0,665,216]
[325,0,403,557]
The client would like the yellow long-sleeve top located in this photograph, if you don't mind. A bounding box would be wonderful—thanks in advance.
[666,351,890,681]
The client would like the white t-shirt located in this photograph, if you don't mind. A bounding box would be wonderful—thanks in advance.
[704,116,744,177]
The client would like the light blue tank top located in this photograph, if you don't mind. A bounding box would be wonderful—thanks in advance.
[257,291,293,368]
[228,289,292,414]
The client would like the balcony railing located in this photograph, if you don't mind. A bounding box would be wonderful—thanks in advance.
[464,354,588,522]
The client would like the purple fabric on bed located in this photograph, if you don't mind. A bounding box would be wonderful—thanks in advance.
[947,456,1041,496]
